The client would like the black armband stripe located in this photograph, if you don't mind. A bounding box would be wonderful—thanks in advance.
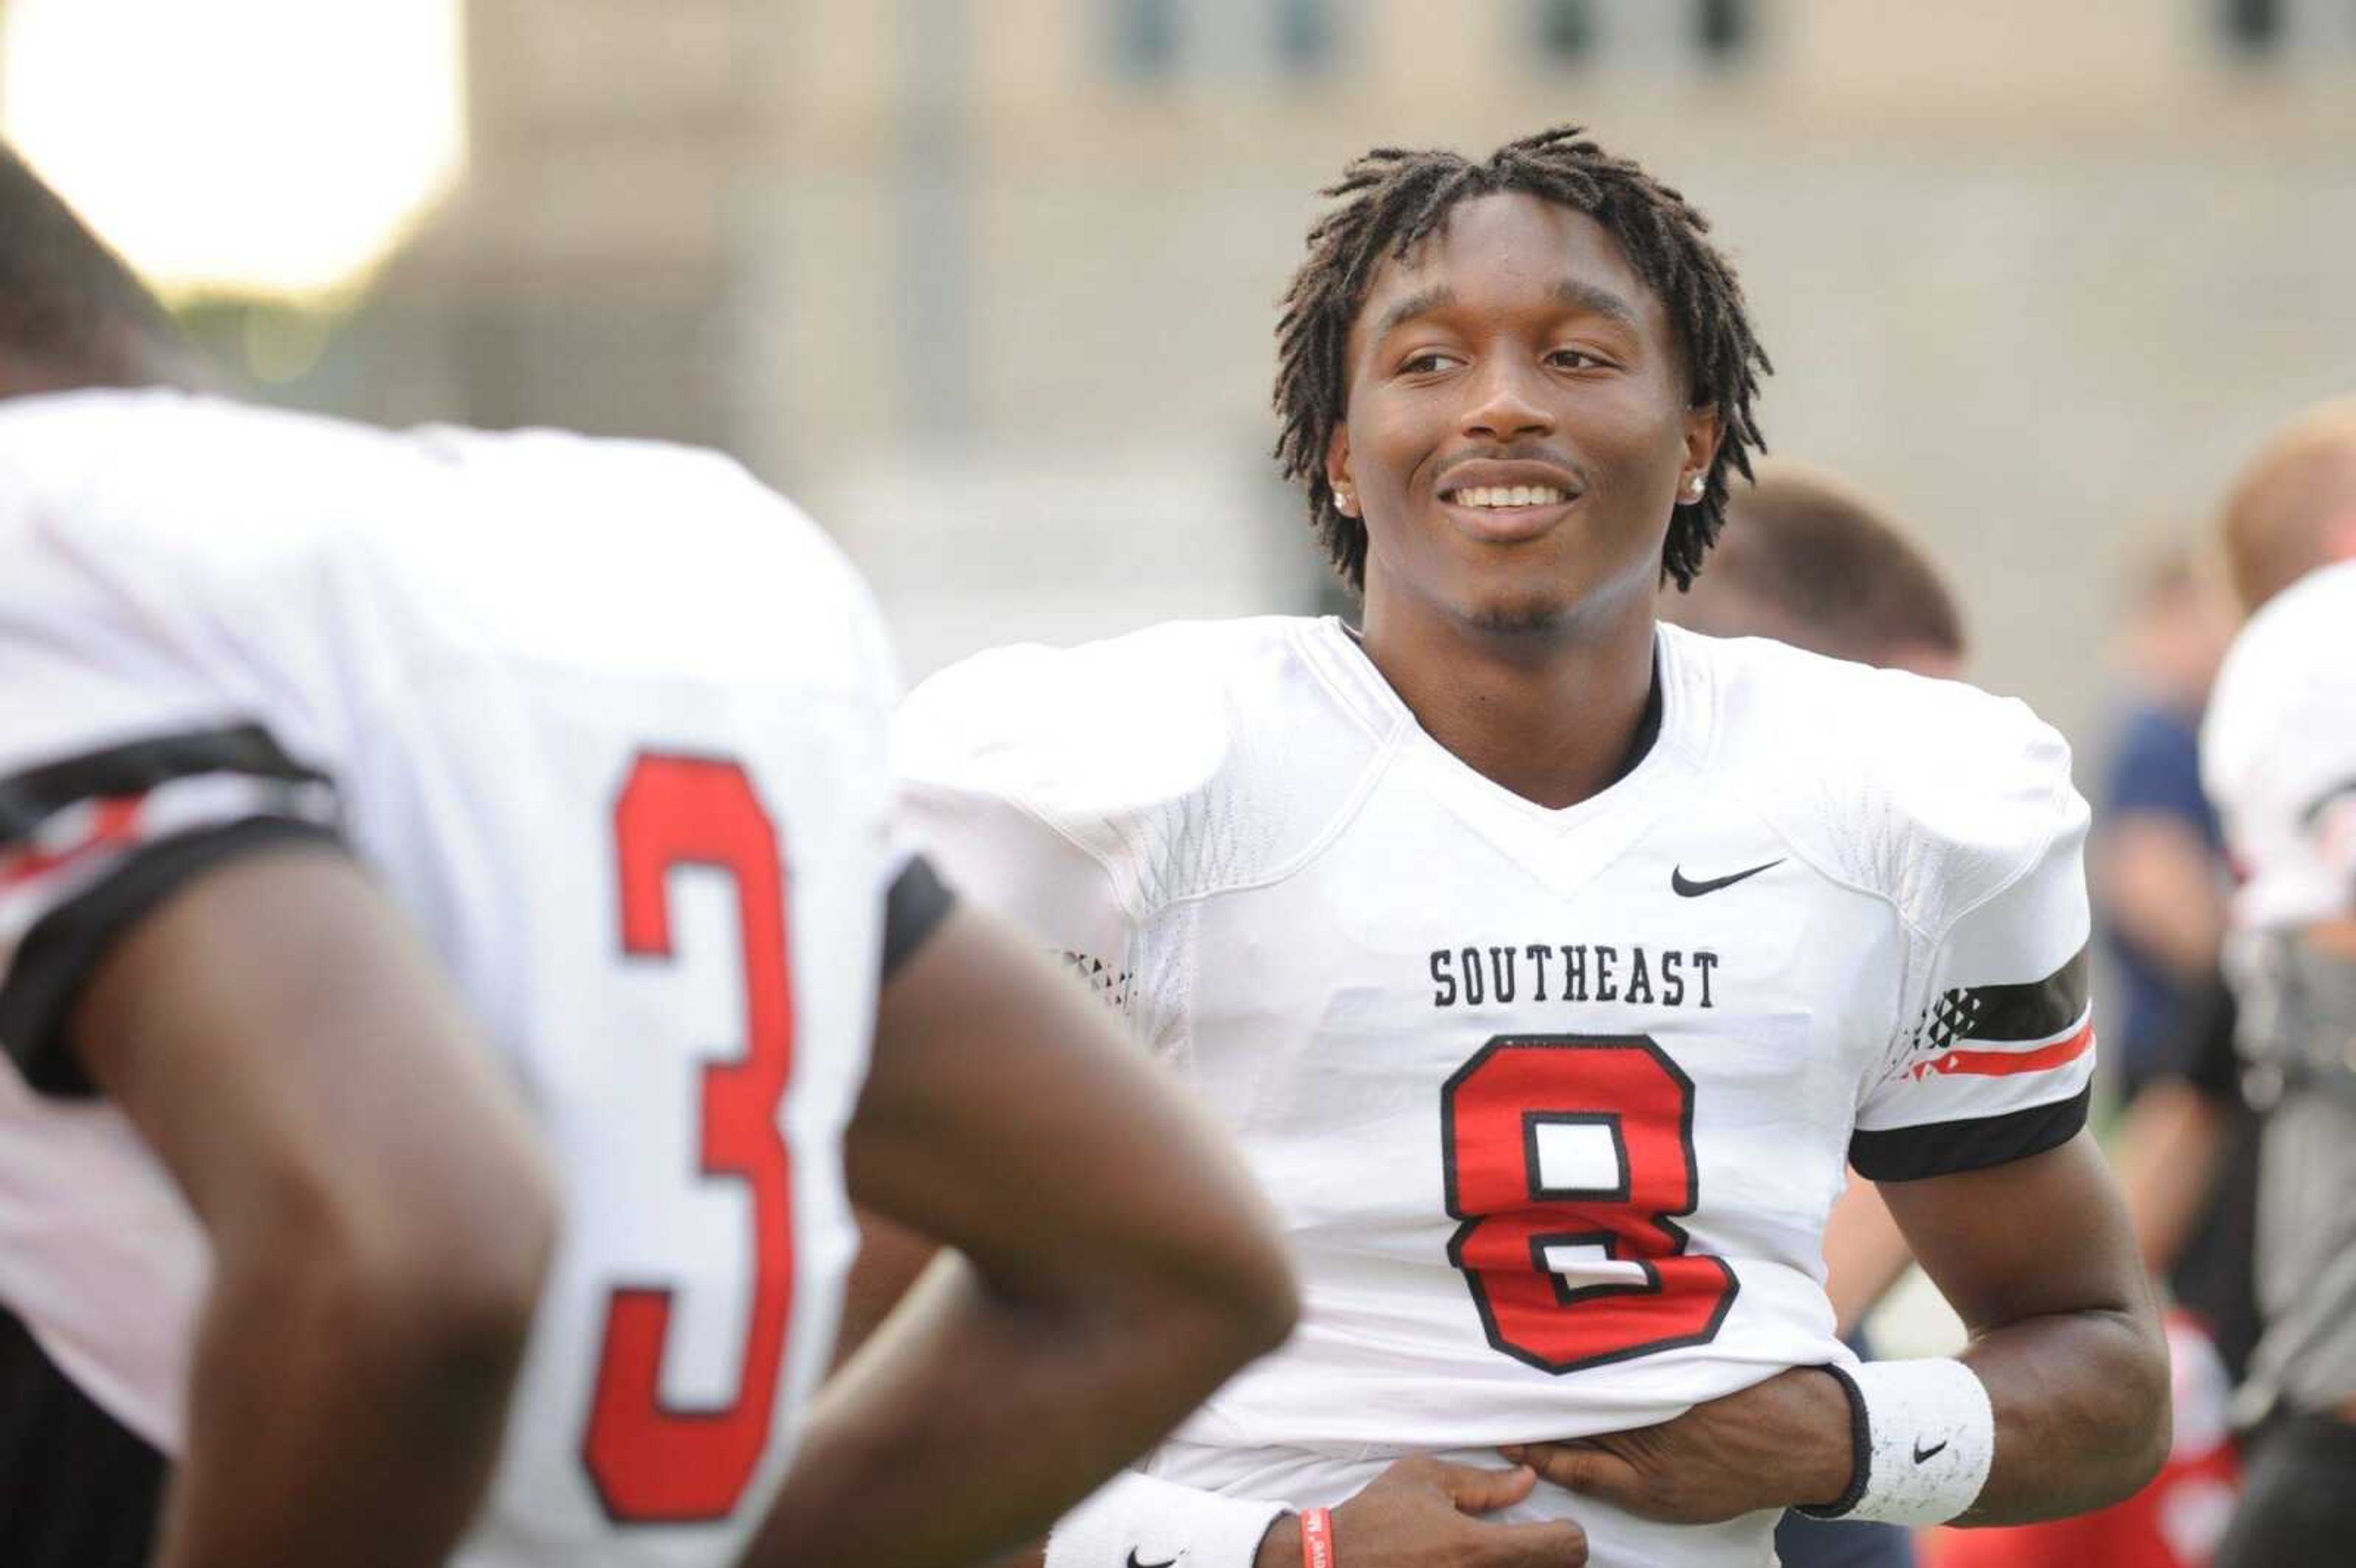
[0,723,327,852]
[1849,1084,2092,1183]
[1,818,348,1097]
[880,855,957,978]
[1937,945,2089,1044]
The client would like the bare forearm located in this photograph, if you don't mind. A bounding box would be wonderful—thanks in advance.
[2096,819,2225,979]
[1955,1303,2171,1524]
[154,1253,531,1568]
[1873,1135,2172,1526]
[753,1256,1263,1568]
[2113,1081,2226,1274]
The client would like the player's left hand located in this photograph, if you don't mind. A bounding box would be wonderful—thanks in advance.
[1499,1366,1856,1525]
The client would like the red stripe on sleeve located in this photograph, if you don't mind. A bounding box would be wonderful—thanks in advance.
[0,797,145,892]
[1911,1016,2095,1080]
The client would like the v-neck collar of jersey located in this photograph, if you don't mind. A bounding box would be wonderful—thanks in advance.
[1304,614,1701,839]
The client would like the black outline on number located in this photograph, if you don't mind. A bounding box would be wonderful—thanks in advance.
[1440,1032,1739,1376]
[1522,1109,1630,1202]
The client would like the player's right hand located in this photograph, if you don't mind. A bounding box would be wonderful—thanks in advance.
[1252,1457,1588,1567]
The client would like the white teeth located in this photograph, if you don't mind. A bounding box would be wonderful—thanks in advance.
[1450,485,1567,509]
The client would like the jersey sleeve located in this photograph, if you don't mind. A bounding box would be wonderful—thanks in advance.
[0,499,345,1095]
[1850,717,2096,1182]
[894,647,1146,1012]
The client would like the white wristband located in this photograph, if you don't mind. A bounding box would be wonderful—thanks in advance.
[1045,1469,1287,1568]
[1801,1359,1995,1526]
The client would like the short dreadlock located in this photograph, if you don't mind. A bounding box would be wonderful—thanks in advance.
[1273,126,1771,593]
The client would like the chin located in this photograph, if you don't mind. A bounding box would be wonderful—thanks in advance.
[1460,591,1575,637]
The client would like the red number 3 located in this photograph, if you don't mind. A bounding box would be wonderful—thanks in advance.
[1441,1034,1737,1374]
[583,755,796,1522]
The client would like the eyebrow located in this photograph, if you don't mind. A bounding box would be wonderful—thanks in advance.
[1373,285,1456,341]
[1370,278,1642,341]
[1554,279,1641,329]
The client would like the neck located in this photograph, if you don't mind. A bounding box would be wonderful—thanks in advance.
[1358,578,1659,810]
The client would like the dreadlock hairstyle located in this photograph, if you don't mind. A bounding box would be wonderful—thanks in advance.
[1272,126,1771,593]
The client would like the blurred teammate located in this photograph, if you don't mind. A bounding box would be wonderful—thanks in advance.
[2092,552,2236,1103]
[0,144,1295,1568]
[2198,400,2356,1568]
[1663,462,1965,679]
[895,128,2168,1568]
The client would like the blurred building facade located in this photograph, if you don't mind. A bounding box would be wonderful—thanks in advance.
[188,1,2356,713]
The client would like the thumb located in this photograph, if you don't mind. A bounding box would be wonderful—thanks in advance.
[1500,1442,1638,1505]
[1427,1459,1541,1515]
[1485,1519,1591,1567]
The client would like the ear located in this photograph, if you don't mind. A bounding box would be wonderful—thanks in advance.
[1325,426,1358,518]
[1677,404,1724,500]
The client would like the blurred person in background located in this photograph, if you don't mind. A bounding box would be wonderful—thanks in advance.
[2093,550,2238,1105]
[888,127,2167,1568]
[1661,461,1965,679]
[1944,420,2356,1568]
[2196,399,2356,1568]
[0,144,1296,1568]
[1661,458,1967,1568]
[2092,550,2257,1401]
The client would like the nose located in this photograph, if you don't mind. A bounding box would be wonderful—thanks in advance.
[1459,355,1555,443]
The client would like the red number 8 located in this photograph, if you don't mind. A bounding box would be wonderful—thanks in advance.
[1441,1034,1737,1374]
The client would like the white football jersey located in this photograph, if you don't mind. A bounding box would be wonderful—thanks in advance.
[2204,557,2356,932]
[0,390,937,1567]
[899,615,2093,1568]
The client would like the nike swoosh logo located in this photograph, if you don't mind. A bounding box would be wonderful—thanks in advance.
[1913,1439,1949,1464]
[1669,858,1784,897]
[1126,1553,1177,1568]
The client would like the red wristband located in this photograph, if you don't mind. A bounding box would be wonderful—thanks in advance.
[1300,1506,1336,1568]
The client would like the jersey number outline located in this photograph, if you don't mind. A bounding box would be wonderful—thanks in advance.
[1440,1033,1738,1374]
[583,753,796,1523]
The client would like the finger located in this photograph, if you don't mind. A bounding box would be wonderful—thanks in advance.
[1427,1459,1540,1514]
[1480,1519,1589,1567]
[1507,1442,1638,1507]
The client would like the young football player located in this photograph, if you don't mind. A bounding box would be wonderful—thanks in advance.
[2200,401,2356,1568]
[893,128,2169,1568]
[0,144,1295,1568]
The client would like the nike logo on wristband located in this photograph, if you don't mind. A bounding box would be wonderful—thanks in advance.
[1125,1553,1176,1568]
[1913,1438,1949,1464]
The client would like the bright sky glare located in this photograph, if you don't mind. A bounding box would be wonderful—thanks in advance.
[1,0,466,301]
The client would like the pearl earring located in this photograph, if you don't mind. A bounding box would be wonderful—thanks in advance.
[1335,491,1356,515]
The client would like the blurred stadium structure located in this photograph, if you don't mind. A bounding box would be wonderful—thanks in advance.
[5,0,2355,723]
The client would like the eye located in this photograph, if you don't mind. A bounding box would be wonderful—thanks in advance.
[1548,347,1615,372]
[1397,350,1463,376]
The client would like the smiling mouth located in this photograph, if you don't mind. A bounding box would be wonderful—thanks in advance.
[1440,483,1576,510]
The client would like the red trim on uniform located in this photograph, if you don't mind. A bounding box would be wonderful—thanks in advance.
[0,797,143,892]
[1911,1016,2095,1080]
